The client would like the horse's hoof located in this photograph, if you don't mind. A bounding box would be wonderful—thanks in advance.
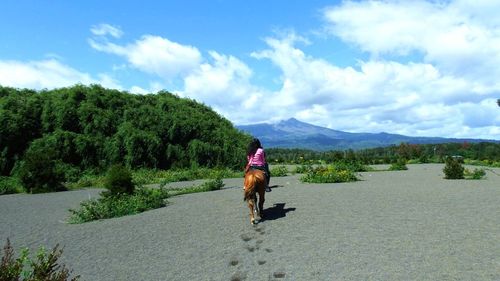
[251,220,256,225]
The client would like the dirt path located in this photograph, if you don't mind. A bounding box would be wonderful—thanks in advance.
[1,164,499,280]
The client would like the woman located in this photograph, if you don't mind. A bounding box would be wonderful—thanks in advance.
[245,138,271,192]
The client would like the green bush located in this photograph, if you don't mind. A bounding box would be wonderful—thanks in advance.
[464,168,486,180]
[104,164,135,196]
[200,178,225,191]
[443,157,464,179]
[293,165,312,174]
[301,165,357,183]
[68,187,169,223]
[270,165,288,177]
[0,176,22,195]
[333,161,370,172]
[0,239,79,281]
[16,148,66,193]
[389,158,408,171]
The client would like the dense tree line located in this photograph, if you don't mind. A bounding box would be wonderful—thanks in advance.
[267,142,500,165]
[0,84,251,178]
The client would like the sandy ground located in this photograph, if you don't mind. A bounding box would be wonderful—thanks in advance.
[1,164,499,281]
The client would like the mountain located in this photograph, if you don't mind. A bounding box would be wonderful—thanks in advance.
[237,118,498,150]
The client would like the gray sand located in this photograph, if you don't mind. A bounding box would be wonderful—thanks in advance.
[1,164,499,280]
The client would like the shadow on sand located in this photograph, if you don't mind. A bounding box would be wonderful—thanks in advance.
[261,203,295,222]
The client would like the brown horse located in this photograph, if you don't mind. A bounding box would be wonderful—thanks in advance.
[243,169,266,224]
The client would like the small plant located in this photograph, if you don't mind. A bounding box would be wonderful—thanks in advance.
[104,164,135,196]
[464,168,486,180]
[293,165,312,174]
[389,158,408,171]
[16,148,66,193]
[270,165,288,177]
[333,161,370,172]
[200,178,225,191]
[301,165,357,183]
[0,239,80,281]
[0,176,23,195]
[443,156,464,179]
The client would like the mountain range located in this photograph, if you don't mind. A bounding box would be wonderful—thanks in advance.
[236,118,498,151]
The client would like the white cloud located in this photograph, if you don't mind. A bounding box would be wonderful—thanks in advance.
[90,23,123,38]
[323,0,500,86]
[180,51,270,123]
[89,34,202,79]
[0,59,122,90]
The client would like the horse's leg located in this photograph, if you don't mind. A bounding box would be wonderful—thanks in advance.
[248,198,256,224]
[258,184,265,219]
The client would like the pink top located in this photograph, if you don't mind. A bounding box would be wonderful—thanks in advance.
[247,148,266,166]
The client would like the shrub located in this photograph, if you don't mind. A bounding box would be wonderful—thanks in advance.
[16,148,65,193]
[69,187,169,223]
[293,165,312,174]
[104,164,135,196]
[389,158,408,171]
[443,156,464,179]
[418,154,429,163]
[301,165,357,183]
[464,168,486,180]
[200,178,225,191]
[0,239,79,281]
[270,165,288,177]
[334,161,370,172]
[0,176,22,195]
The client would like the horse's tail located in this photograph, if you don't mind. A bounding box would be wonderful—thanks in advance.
[243,172,255,201]
[244,185,254,202]
[243,170,265,201]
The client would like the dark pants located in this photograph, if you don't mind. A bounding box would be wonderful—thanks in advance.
[250,164,270,185]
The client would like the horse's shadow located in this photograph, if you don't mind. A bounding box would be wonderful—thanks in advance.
[261,203,295,222]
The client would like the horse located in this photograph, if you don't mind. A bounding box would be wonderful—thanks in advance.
[243,169,266,224]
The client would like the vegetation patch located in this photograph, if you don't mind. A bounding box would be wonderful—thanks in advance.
[0,176,23,195]
[443,157,465,179]
[69,165,169,223]
[69,187,169,223]
[103,164,135,196]
[464,168,486,180]
[388,158,408,171]
[293,165,313,174]
[0,239,79,281]
[270,165,288,177]
[165,178,225,196]
[16,147,66,193]
[69,166,225,223]
[301,165,358,183]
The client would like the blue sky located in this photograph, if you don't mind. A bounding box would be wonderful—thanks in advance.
[1,0,499,140]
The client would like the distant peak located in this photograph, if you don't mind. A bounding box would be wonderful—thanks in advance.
[279,117,302,124]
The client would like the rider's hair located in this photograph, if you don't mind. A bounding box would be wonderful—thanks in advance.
[247,138,262,157]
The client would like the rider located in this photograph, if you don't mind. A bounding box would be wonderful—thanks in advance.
[245,138,271,192]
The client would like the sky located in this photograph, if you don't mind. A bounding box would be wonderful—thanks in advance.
[1,0,499,140]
